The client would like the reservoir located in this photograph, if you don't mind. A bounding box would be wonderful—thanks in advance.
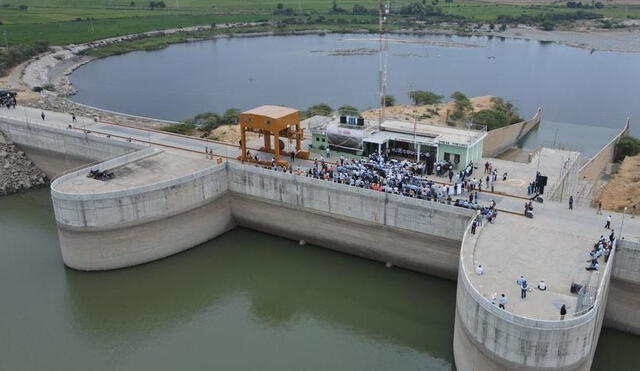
[1,189,639,370]
[70,33,640,138]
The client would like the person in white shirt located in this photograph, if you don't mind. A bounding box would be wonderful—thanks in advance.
[475,265,484,275]
[538,280,547,291]
[499,294,508,310]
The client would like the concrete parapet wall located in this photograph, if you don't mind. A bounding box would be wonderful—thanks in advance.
[0,117,141,175]
[606,240,640,335]
[482,109,541,158]
[52,160,228,229]
[577,120,630,202]
[453,223,617,371]
[227,162,475,242]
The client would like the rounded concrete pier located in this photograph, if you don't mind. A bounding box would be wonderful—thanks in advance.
[51,149,234,270]
[453,205,618,371]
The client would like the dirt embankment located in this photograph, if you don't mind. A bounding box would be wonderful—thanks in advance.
[363,96,496,126]
[598,155,640,213]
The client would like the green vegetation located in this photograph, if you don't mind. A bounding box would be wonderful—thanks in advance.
[0,40,48,76]
[615,136,640,162]
[470,97,522,130]
[451,91,472,111]
[338,105,359,116]
[304,103,333,118]
[383,95,396,107]
[160,122,195,135]
[179,108,240,132]
[408,90,442,105]
[0,0,638,47]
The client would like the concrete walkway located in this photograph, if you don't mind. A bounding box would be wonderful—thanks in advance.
[464,201,640,320]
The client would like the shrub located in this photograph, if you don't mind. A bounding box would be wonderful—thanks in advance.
[305,103,333,117]
[220,108,240,125]
[161,123,195,135]
[451,91,472,111]
[471,109,509,130]
[408,90,442,105]
[615,136,640,162]
[338,105,359,116]
[383,95,396,107]
[184,112,221,131]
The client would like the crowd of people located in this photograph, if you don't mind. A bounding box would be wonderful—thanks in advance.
[586,230,616,271]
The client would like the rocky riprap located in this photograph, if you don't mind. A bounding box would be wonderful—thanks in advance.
[0,131,48,196]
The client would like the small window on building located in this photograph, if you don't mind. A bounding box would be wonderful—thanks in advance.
[322,138,326,142]
[454,154,461,164]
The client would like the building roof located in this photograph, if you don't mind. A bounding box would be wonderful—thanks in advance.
[381,120,486,147]
[242,105,298,119]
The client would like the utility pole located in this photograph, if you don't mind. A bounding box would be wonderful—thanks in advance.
[377,1,390,131]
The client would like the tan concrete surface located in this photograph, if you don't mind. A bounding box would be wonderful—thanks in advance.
[464,201,640,320]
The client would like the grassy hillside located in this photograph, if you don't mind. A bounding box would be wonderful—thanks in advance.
[0,0,638,46]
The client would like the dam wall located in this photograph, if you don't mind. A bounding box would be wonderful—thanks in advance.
[227,162,475,279]
[482,108,541,158]
[606,239,640,335]
[577,119,630,204]
[51,156,234,270]
[51,155,475,276]
[0,117,140,176]
[453,224,617,371]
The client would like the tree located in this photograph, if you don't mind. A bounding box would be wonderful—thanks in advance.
[594,1,604,8]
[184,112,221,132]
[18,4,28,11]
[451,91,472,111]
[277,3,284,10]
[338,105,360,116]
[408,90,442,105]
[306,103,333,117]
[471,109,509,130]
[383,95,396,107]
[499,23,507,31]
[615,136,640,162]
[221,108,240,125]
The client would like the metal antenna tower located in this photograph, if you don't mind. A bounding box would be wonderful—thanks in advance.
[378,1,390,131]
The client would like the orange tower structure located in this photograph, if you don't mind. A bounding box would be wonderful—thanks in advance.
[239,105,307,165]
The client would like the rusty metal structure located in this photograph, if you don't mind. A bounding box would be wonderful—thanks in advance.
[239,105,307,165]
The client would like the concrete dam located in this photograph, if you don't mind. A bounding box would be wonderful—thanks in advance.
[2,111,640,371]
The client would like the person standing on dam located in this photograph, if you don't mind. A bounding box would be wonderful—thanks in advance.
[569,195,574,210]
[520,279,528,299]
[40,111,45,120]
[605,215,612,229]
[560,304,567,320]
[498,294,508,310]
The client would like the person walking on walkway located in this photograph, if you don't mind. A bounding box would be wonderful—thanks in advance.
[40,111,45,121]
[597,201,602,215]
[605,215,612,229]
[325,146,330,158]
[560,304,567,320]
[499,294,508,310]
[569,195,574,210]
[471,219,477,234]
[71,113,77,123]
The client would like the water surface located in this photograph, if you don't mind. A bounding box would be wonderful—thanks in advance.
[70,33,640,140]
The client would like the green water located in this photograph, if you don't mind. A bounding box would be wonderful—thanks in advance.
[0,189,638,370]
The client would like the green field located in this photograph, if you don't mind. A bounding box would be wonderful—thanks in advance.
[0,0,638,46]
